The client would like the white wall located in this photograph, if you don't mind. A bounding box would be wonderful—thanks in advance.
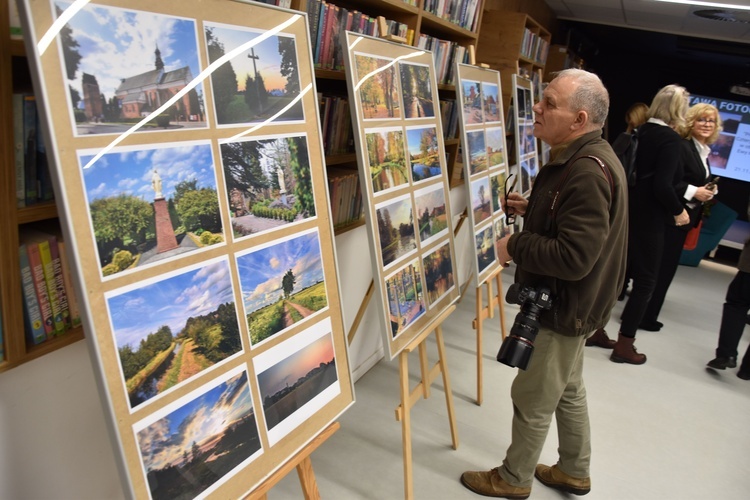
[0,187,471,498]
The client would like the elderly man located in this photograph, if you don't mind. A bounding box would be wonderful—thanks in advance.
[460,69,628,498]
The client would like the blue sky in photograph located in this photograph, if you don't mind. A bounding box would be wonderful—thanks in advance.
[237,232,325,315]
[56,2,202,100]
[205,23,292,93]
[137,371,254,471]
[80,143,216,203]
[257,334,334,398]
[108,259,235,349]
[406,127,436,156]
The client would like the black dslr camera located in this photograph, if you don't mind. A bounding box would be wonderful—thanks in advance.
[496,283,553,370]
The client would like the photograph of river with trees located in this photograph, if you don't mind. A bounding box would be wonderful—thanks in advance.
[400,62,434,119]
[81,142,223,278]
[135,368,261,500]
[236,230,328,345]
[406,125,441,183]
[375,195,417,269]
[221,134,316,238]
[205,23,303,125]
[365,127,409,194]
[107,258,242,409]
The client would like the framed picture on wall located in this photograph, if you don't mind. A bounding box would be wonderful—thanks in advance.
[455,63,511,286]
[17,1,354,497]
[342,32,460,359]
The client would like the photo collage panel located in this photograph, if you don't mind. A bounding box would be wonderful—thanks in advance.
[344,34,459,356]
[455,64,512,286]
[513,74,540,196]
[20,1,354,497]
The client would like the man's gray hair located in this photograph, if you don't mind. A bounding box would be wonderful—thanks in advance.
[554,68,609,127]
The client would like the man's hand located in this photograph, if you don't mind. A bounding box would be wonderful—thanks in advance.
[505,192,528,216]
[674,208,690,226]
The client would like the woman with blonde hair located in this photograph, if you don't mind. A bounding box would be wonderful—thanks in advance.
[640,103,722,330]
[625,102,648,133]
[612,84,690,364]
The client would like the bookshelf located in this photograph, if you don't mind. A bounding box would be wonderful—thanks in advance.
[476,10,550,113]
[0,2,85,373]
[544,43,584,81]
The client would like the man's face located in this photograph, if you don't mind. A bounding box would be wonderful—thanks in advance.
[532,76,580,147]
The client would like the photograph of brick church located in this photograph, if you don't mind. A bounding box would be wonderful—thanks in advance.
[54,1,206,136]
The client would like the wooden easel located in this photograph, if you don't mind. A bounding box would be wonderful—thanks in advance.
[395,304,458,500]
[472,268,507,405]
[246,422,339,500]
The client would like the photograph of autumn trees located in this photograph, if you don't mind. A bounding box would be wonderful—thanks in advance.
[385,260,426,338]
[471,177,492,225]
[136,369,261,500]
[54,2,206,136]
[376,196,417,268]
[461,80,483,125]
[108,259,242,409]
[355,54,401,119]
[257,332,338,434]
[365,128,409,194]
[467,130,488,175]
[400,62,434,119]
[237,230,327,345]
[81,143,223,278]
[406,126,441,183]
[483,83,501,123]
[475,225,496,274]
[221,135,316,238]
[414,184,448,245]
[486,127,506,168]
[494,218,511,258]
[205,23,303,125]
[490,170,507,216]
[422,242,454,306]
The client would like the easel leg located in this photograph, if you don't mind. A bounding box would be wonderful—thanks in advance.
[418,341,430,399]
[496,271,507,339]
[399,350,414,500]
[475,284,483,405]
[436,325,459,449]
[296,457,320,500]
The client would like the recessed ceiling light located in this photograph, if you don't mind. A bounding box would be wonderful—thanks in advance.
[653,0,750,11]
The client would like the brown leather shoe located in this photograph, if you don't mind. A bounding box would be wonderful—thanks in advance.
[460,467,531,499]
[535,464,591,495]
[585,328,616,349]
[610,333,647,364]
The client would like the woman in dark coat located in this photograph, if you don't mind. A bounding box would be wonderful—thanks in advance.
[640,103,722,331]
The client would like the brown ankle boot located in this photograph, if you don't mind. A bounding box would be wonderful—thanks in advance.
[610,334,647,364]
[585,328,616,349]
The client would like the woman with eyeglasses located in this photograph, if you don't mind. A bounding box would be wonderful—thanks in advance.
[640,103,722,332]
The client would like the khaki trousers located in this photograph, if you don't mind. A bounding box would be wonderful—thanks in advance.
[498,327,591,487]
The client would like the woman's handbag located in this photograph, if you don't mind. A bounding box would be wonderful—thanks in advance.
[683,220,703,251]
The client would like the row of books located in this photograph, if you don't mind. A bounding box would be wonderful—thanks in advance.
[319,94,355,156]
[307,1,408,72]
[416,34,468,86]
[327,168,363,229]
[19,229,82,346]
[423,0,482,32]
[439,98,460,139]
[14,93,55,208]
[520,28,550,65]
[252,0,292,7]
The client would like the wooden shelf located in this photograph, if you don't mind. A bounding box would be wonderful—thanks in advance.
[0,327,85,374]
[17,201,59,224]
[333,217,366,236]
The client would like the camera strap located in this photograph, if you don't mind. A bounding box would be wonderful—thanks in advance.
[546,155,614,231]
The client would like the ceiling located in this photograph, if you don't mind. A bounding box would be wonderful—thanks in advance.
[543,0,750,45]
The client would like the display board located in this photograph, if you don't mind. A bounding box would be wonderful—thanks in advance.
[342,32,460,359]
[512,74,540,196]
[455,63,512,286]
[17,1,354,498]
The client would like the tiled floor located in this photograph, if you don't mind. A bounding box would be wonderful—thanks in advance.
[271,259,750,499]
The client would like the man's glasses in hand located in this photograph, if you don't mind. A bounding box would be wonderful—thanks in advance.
[505,174,517,225]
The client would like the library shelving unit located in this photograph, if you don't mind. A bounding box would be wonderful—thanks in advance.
[0,0,85,373]
[544,43,584,81]
[293,0,485,193]
[476,10,550,113]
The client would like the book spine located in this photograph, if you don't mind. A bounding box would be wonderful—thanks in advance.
[57,241,82,328]
[23,95,38,205]
[19,244,48,345]
[37,239,65,336]
[314,2,328,67]
[13,93,25,208]
[26,242,54,339]
[36,111,54,202]
[48,237,71,330]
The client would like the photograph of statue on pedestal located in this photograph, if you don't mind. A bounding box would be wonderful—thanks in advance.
[455,63,510,286]
[19,1,353,497]
[77,141,224,280]
[48,1,207,136]
[512,74,540,196]
[343,32,459,358]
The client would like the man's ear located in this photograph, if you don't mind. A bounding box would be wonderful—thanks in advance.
[571,110,588,130]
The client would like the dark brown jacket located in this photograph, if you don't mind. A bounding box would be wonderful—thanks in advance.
[507,130,628,336]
